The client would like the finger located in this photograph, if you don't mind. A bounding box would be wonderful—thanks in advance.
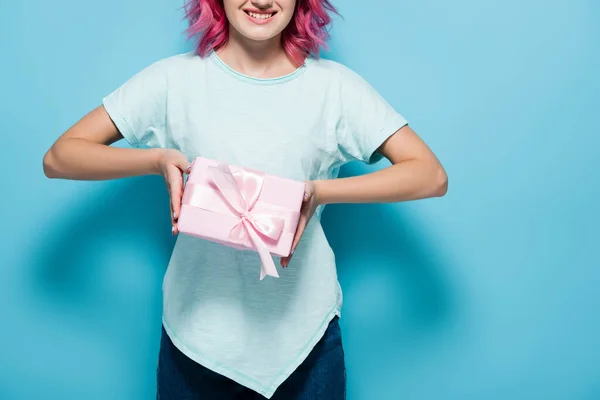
[303,191,310,203]
[171,180,183,220]
[281,252,292,268]
[163,175,176,234]
[282,214,308,267]
[176,156,191,174]
[291,210,309,252]
[168,192,177,236]
[280,255,290,268]
[282,189,311,267]
[170,204,177,235]
[170,176,184,234]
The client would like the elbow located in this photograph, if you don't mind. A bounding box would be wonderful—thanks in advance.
[431,165,448,197]
[43,148,60,179]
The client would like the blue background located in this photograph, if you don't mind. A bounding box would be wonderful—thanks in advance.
[1,0,598,399]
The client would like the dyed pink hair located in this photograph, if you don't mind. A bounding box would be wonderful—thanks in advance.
[181,0,341,67]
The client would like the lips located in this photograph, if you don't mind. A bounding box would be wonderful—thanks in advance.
[243,9,277,20]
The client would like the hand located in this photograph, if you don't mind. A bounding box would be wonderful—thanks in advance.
[154,149,191,235]
[280,180,321,268]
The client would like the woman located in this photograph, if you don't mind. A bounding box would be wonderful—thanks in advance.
[43,0,448,398]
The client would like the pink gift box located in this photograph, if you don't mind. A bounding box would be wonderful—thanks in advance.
[178,156,306,279]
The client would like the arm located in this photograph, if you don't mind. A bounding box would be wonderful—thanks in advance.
[314,124,448,204]
[280,125,447,267]
[43,105,191,233]
[43,105,161,180]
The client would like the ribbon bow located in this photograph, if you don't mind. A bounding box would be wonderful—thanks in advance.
[209,163,285,280]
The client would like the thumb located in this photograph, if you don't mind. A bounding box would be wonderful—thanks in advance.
[303,184,312,202]
[177,160,192,174]
[302,181,315,202]
[176,157,191,173]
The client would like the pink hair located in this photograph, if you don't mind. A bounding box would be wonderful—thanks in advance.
[181,0,341,67]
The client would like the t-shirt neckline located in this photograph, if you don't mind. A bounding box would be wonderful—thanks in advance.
[208,49,309,85]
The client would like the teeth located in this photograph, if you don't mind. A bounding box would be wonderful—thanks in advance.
[248,11,273,19]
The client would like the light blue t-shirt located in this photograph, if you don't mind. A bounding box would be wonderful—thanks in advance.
[102,49,408,398]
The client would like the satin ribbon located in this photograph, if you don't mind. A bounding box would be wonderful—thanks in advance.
[207,163,284,280]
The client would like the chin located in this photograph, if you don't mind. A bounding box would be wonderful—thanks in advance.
[243,31,278,41]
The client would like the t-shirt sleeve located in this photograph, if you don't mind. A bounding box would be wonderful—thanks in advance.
[335,65,409,164]
[102,60,169,148]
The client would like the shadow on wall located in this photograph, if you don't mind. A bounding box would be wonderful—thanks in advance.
[25,175,174,399]
[31,175,174,307]
[320,162,456,363]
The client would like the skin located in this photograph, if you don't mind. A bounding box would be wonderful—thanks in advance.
[43,0,448,269]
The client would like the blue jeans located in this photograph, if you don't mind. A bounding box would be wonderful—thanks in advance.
[157,316,346,399]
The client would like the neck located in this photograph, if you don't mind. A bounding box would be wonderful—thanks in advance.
[215,31,298,79]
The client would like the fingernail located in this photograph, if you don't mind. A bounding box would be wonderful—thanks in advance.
[171,226,176,235]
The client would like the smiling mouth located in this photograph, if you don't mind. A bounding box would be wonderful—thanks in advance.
[244,10,277,20]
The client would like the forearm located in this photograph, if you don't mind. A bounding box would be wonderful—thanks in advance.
[315,159,448,205]
[43,138,160,180]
